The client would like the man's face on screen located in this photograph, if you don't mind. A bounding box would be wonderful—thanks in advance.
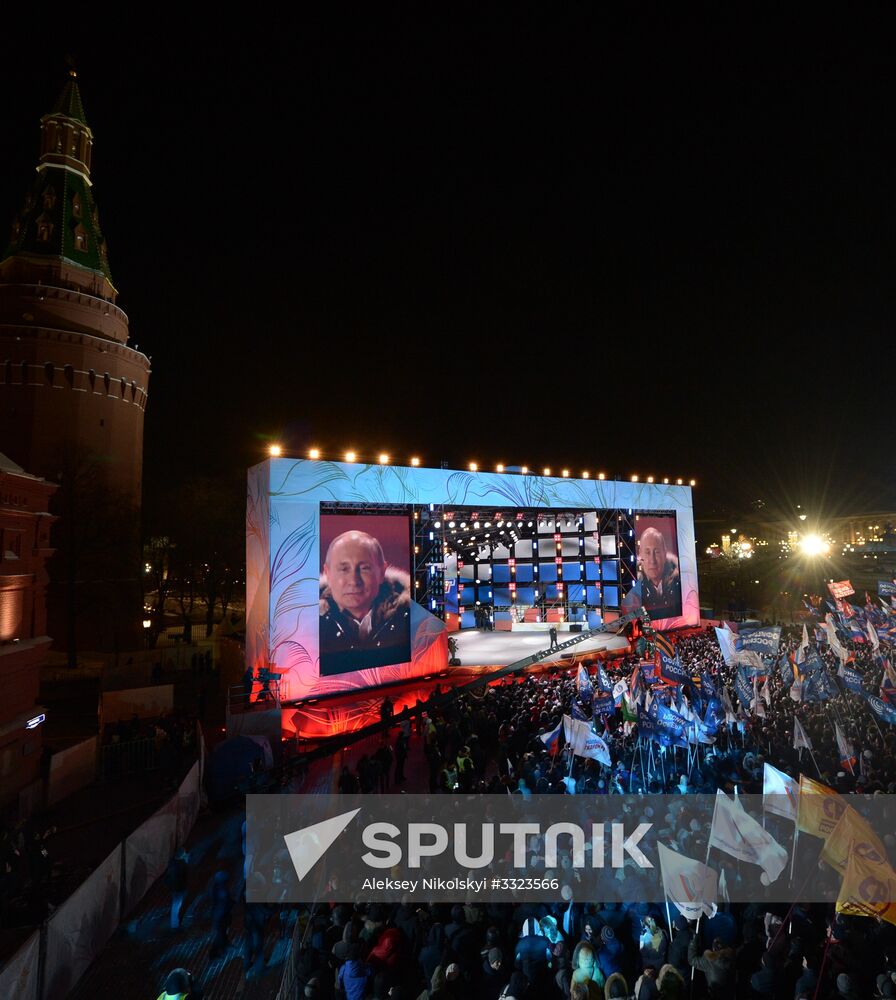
[640,529,666,586]
[325,534,385,618]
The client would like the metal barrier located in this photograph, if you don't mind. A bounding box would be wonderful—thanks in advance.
[97,737,158,781]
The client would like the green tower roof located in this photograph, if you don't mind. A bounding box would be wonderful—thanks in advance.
[50,72,88,125]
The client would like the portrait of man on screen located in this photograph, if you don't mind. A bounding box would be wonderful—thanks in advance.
[636,523,682,620]
[319,526,412,676]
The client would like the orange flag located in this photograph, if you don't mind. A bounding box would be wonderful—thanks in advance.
[821,805,888,874]
[836,849,896,926]
[796,775,845,838]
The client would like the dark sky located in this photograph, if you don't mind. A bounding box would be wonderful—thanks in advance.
[1,11,893,523]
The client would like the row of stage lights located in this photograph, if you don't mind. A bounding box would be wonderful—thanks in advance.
[266,445,695,486]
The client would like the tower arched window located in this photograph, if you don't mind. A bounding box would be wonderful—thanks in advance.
[103,372,111,394]
[20,361,28,385]
[63,365,74,387]
[45,362,55,385]
[120,377,127,397]
[88,369,96,391]
[71,193,82,219]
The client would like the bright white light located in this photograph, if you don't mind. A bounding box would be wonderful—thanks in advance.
[269,444,282,457]
[799,534,830,557]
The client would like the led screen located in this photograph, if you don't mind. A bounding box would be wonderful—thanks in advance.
[319,514,412,677]
[635,513,683,621]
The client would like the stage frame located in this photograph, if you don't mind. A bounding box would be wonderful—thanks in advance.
[246,459,699,705]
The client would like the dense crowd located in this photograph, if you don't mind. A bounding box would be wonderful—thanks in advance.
[257,624,896,1000]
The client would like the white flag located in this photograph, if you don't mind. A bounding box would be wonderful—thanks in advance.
[751,677,766,718]
[797,624,810,663]
[789,678,803,703]
[834,723,854,768]
[824,615,849,663]
[760,677,771,705]
[612,679,628,704]
[564,715,611,766]
[762,762,798,823]
[709,790,789,884]
[867,620,880,650]
[793,717,812,751]
[657,842,718,920]
[718,866,730,904]
[715,627,738,667]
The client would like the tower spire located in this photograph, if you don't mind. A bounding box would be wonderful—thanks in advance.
[2,71,114,296]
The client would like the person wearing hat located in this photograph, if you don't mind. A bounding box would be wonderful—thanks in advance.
[597,925,623,979]
[156,968,200,1000]
[836,973,860,1000]
[687,933,734,999]
[476,947,507,1000]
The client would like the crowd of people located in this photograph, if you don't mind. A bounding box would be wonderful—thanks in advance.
[258,622,896,1000]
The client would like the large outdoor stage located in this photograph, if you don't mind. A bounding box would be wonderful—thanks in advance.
[246,457,700,737]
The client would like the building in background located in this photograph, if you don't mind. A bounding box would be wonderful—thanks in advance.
[0,454,56,813]
[0,72,150,656]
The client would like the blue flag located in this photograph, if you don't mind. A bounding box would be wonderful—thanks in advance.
[838,662,864,694]
[595,663,613,694]
[740,625,782,656]
[864,691,896,725]
[593,692,614,716]
[576,664,593,703]
[659,650,689,685]
[780,657,795,689]
[700,671,718,701]
[878,580,896,598]
[735,667,753,710]
[571,701,591,722]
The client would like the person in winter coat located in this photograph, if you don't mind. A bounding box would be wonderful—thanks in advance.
[687,935,735,999]
[369,926,405,977]
[604,972,630,999]
[657,964,685,1000]
[476,947,507,1000]
[665,917,692,979]
[639,918,669,972]
[420,923,448,986]
[338,943,373,1000]
[597,926,624,980]
[208,871,233,959]
[571,941,606,1000]
[498,971,529,1000]
[634,966,659,1000]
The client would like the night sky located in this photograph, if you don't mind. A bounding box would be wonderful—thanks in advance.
[1,13,892,524]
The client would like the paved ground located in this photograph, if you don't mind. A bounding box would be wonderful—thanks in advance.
[65,722,434,999]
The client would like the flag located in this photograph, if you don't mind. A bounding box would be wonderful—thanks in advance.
[878,580,896,599]
[708,791,789,884]
[732,649,767,677]
[718,866,729,905]
[700,670,718,700]
[820,806,888,874]
[798,624,810,660]
[563,714,612,766]
[740,625,782,656]
[539,721,563,755]
[824,615,850,662]
[793,717,812,751]
[612,679,628,706]
[576,664,593,702]
[657,842,718,920]
[653,631,675,658]
[571,701,591,722]
[834,723,856,772]
[593,692,615,717]
[836,849,896,927]
[797,775,844,838]
[629,664,643,703]
[715,627,738,667]
[864,691,896,725]
[659,650,689,685]
[621,693,638,724]
[763,763,798,823]
[735,668,753,712]
[752,677,767,718]
[867,620,881,650]
[596,663,613,694]
[837,661,864,695]
[828,580,855,599]
[780,656,795,689]
[760,676,771,705]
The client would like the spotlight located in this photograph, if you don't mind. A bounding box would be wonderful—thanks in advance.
[469,462,478,472]
[663,477,669,484]
[378,453,390,464]
[308,447,320,460]
[598,473,606,480]
[410,456,421,466]
[521,466,529,474]
[544,467,551,476]
[496,463,505,472]
[269,444,282,457]
[582,471,590,478]
[631,475,639,482]
[676,478,683,485]
[562,469,569,477]
[345,450,357,463]
[690,479,696,486]
[646,476,654,483]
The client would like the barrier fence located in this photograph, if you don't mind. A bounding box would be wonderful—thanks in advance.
[0,732,205,1000]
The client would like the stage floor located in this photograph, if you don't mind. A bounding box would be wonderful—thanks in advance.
[454,628,629,666]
